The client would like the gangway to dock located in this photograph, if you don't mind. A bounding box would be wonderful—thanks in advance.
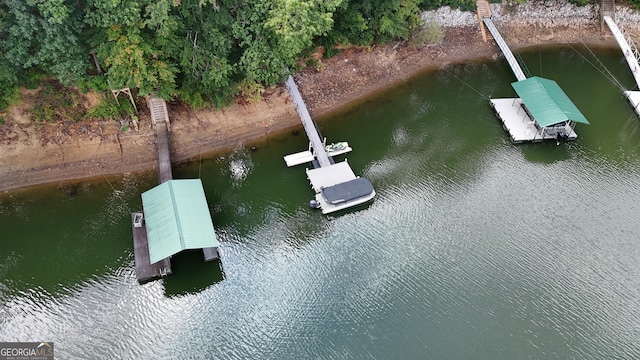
[481,18,527,81]
[476,2,589,143]
[603,15,640,117]
[284,75,375,214]
[285,76,332,168]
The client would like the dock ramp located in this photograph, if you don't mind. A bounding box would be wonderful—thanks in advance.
[482,18,527,81]
[603,16,640,116]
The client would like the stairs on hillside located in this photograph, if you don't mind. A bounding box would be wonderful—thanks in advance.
[601,0,615,36]
[147,96,170,131]
[476,0,493,42]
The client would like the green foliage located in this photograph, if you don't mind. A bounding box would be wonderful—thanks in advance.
[32,103,56,123]
[566,0,590,5]
[237,79,265,104]
[0,0,503,118]
[266,0,340,64]
[88,0,179,98]
[97,24,177,97]
[78,75,110,94]
[174,1,237,108]
[409,17,443,49]
[420,0,476,11]
[3,0,90,87]
[0,57,20,111]
[327,0,422,45]
[85,95,135,121]
[0,87,20,112]
[30,80,85,123]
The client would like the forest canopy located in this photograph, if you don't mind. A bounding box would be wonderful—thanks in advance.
[0,0,604,111]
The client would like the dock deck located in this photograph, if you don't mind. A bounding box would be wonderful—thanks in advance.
[306,161,376,214]
[284,75,376,213]
[284,143,353,167]
[626,91,640,114]
[132,212,172,282]
[490,98,577,143]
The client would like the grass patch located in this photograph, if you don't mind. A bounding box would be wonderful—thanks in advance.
[29,80,85,124]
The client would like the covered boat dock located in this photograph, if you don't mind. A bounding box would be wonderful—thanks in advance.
[490,76,590,143]
[134,178,219,282]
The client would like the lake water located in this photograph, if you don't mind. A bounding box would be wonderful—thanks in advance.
[1,45,640,359]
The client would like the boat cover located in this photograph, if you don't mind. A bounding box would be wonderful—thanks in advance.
[320,178,374,205]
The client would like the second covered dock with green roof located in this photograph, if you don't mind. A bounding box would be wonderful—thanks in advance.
[133,179,220,282]
[490,76,590,144]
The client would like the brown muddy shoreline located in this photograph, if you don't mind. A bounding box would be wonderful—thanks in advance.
[0,22,620,193]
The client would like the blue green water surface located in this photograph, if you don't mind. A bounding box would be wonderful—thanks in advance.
[1,45,640,359]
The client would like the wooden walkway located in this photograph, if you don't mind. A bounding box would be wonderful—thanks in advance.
[147,96,170,130]
[133,96,174,282]
[132,213,172,282]
[155,121,172,184]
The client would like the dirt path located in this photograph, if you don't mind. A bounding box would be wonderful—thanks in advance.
[0,22,619,193]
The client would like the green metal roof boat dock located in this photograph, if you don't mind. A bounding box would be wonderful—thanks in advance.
[477,1,589,143]
[490,77,590,143]
[132,97,219,283]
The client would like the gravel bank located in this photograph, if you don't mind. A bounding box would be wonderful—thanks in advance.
[424,0,640,32]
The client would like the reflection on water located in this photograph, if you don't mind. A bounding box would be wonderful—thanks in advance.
[1,45,640,358]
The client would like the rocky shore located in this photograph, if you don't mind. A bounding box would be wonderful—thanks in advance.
[1,0,639,193]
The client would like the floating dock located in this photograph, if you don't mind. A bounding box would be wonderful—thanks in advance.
[490,98,577,143]
[132,96,219,283]
[603,15,640,118]
[626,91,640,114]
[132,212,172,282]
[284,142,353,167]
[477,3,589,143]
[284,76,375,214]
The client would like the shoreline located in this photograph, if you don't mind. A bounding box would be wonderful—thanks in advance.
[1,2,638,193]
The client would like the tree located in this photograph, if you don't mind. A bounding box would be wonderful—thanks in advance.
[174,1,237,108]
[326,0,422,45]
[86,0,178,98]
[3,0,89,86]
[266,0,341,64]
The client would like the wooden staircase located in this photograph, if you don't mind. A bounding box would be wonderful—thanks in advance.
[477,0,493,42]
[601,0,615,36]
[146,96,170,131]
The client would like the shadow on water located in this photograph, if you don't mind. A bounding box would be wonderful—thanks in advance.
[519,141,572,164]
[324,199,375,221]
[162,251,224,297]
